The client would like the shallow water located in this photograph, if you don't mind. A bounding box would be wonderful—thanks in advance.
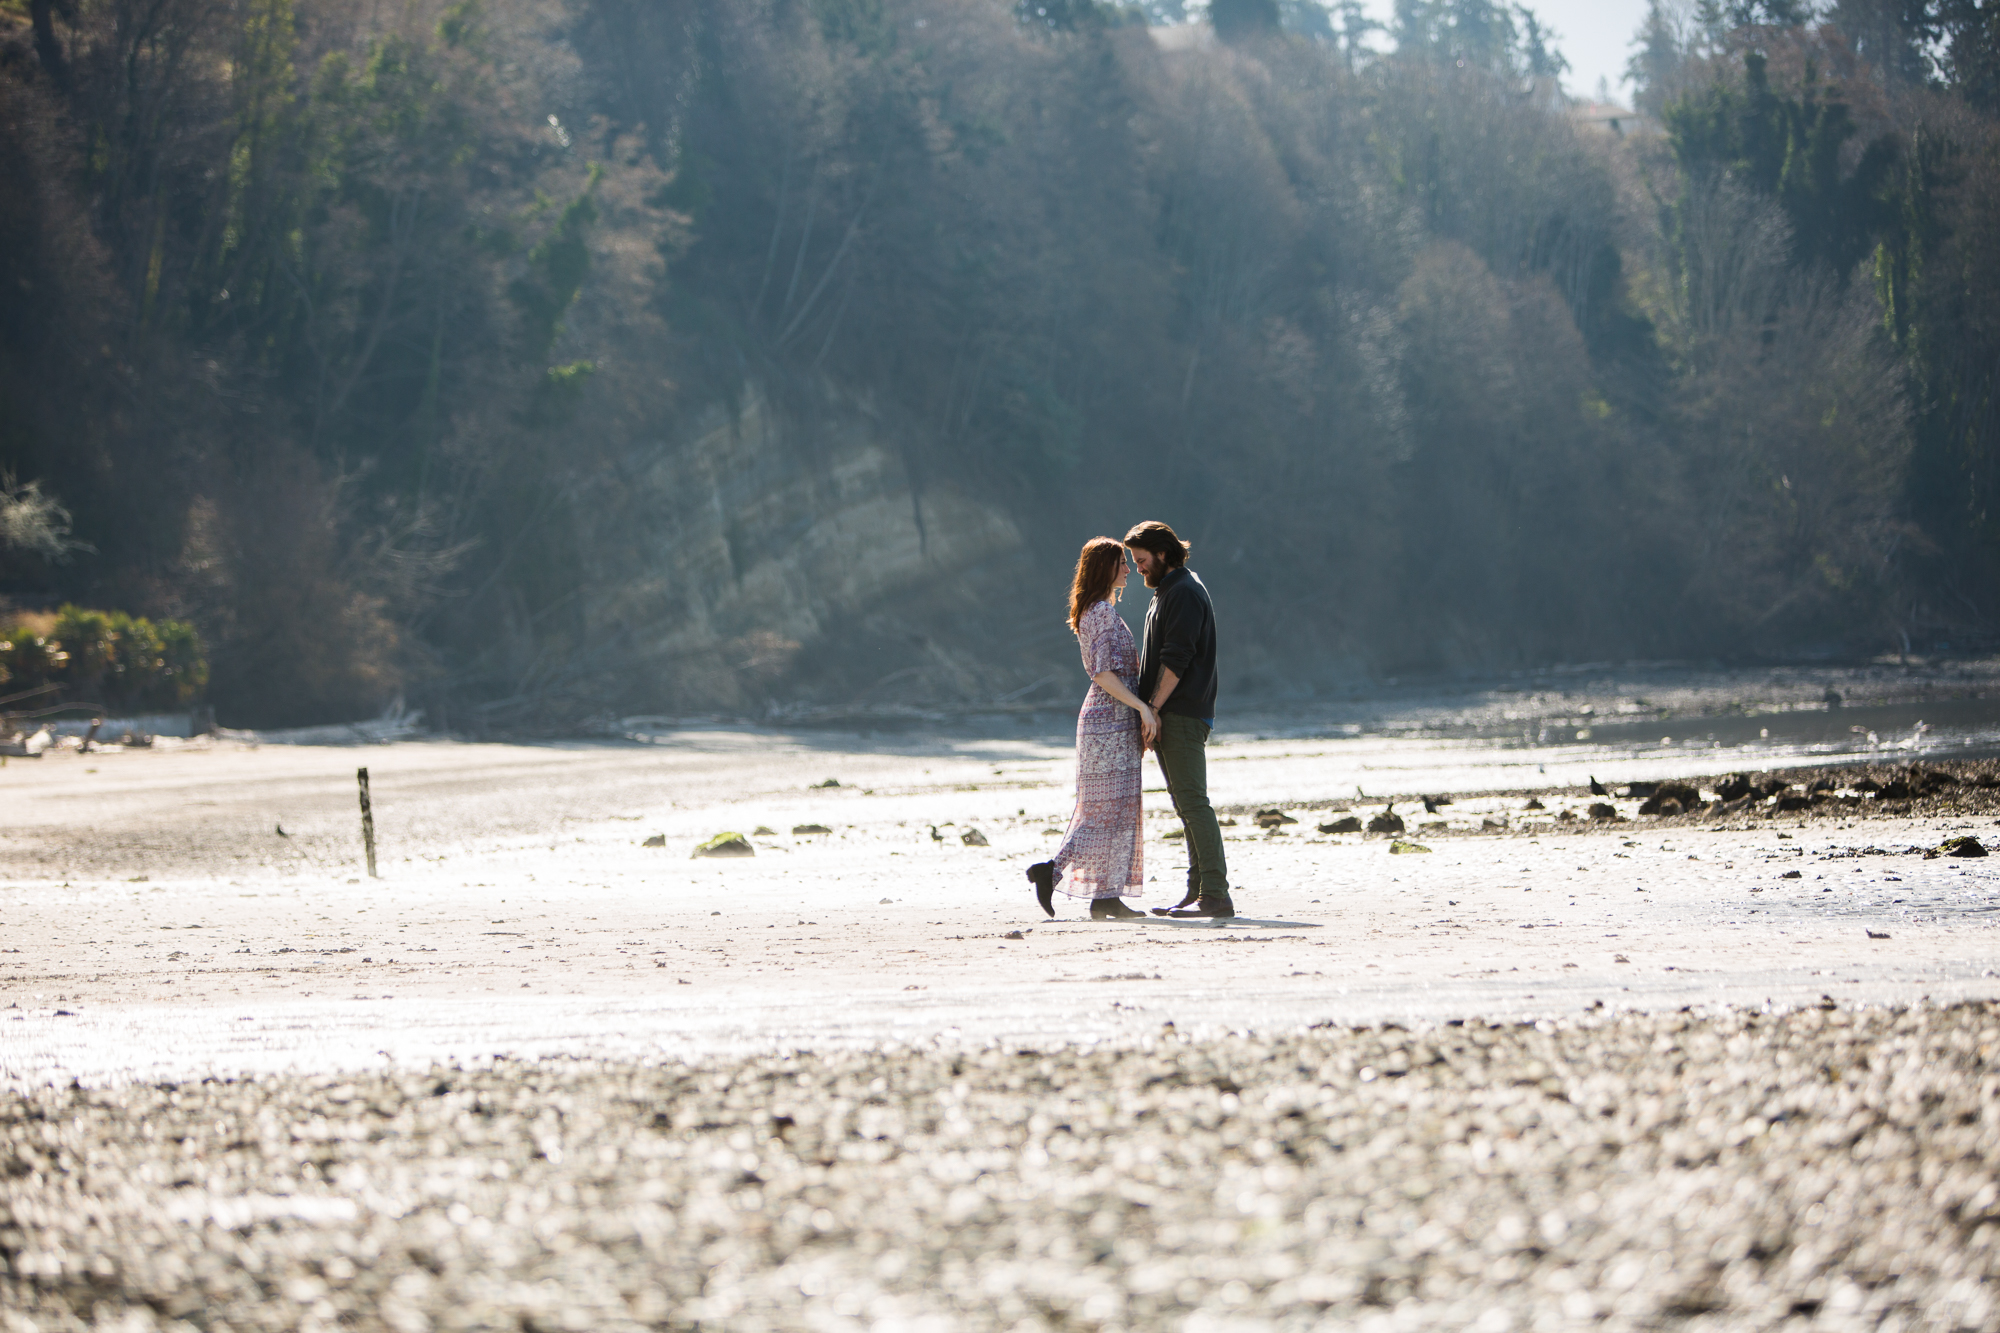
[1195,660,2000,798]
[1186,706,2000,807]
[1483,696,2000,760]
[700,664,2000,810]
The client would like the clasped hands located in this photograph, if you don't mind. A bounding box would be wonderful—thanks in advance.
[1138,703,1161,749]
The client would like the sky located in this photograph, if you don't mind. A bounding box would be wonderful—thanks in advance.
[1357,0,1656,105]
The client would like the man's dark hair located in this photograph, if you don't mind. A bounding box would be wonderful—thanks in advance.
[1123,520,1190,569]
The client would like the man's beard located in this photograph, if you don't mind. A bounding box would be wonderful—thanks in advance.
[1141,564,1163,588]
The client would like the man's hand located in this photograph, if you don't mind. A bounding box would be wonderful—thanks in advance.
[1139,705,1161,749]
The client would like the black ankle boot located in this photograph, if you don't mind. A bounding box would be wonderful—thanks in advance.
[1163,892,1235,919]
[1090,897,1145,920]
[1026,862,1056,918]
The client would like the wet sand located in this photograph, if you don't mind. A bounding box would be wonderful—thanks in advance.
[3,728,1997,1083]
[5,722,2000,1330]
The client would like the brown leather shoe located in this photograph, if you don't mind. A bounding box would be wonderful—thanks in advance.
[1150,887,1199,917]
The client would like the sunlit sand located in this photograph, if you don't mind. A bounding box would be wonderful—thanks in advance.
[6,698,1998,1086]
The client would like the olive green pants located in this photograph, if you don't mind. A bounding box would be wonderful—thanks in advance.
[1154,713,1228,901]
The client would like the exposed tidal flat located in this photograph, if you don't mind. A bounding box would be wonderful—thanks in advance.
[5,664,2000,1329]
[5,1002,1999,1332]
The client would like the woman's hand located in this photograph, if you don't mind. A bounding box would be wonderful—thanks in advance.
[1090,670,1159,746]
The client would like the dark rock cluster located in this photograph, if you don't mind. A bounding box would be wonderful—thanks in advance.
[1635,782,1702,816]
[5,1003,1999,1329]
[1618,760,2000,825]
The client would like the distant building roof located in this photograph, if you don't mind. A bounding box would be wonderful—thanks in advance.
[1568,101,1659,138]
[1149,22,1214,53]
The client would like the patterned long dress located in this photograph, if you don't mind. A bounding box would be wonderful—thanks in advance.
[1051,599,1144,900]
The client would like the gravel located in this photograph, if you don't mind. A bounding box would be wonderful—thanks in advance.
[7,1002,2000,1331]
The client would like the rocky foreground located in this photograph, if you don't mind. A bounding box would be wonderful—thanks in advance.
[1598,759,2000,827]
[5,1004,1999,1331]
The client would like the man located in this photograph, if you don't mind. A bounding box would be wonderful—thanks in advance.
[1124,520,1233,920]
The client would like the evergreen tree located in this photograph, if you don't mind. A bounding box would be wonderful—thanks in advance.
[1628,0,1694,116]
[1940,0,2000,110]
[1332,0,1383,69]
[1827,0,1943,85]
[1665,51,1898,276]
[1212,0,1282,41]
[1696,0,1815,35]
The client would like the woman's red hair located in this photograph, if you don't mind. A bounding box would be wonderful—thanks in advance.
[1068,536,1126,631]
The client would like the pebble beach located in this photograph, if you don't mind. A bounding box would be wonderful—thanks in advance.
[6,1003,1999,1331]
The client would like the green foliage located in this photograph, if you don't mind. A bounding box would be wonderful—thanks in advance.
[1391,0,1543,75]
[1873,124,1952,354]
[218,0,298,274]
[157,621,211,701]
[1016,0,1132,32]
[512,166,604,356]
[51,605,115,680]
[6,0,2000,728]
[1209,0,1281,41]
[1644,1,2000,627]
[1665,51,1897,275]
[1697,1,1814,30]
[0,630,61,693]
[652,154,713,219]
[1940,0,2000,111]
[438,0,483,48]
[0,607,208,711]
[1640,42,1922,641]
[812,0,902,53]
[528,360,597,425]
[1871,116,2000,600]
[1827,1,1943,86]
[544,360,597,395]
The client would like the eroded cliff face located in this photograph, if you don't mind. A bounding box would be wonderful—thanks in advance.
[582,386,1050,714]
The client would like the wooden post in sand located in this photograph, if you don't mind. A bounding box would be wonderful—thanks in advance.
[357,766,378,879]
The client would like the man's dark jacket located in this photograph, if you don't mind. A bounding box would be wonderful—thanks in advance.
[1138,566,1218,721]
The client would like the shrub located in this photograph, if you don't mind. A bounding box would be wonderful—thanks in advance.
[0,605,208,713]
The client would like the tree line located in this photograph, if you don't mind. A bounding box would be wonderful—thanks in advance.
[1,0,1994,725]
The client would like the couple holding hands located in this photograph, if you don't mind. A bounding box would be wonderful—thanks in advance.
[1026,521,1235,922]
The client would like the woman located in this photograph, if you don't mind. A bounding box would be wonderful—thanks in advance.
[1026,537,1158,920]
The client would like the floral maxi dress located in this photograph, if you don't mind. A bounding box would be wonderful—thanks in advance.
[1051,599,1144,900]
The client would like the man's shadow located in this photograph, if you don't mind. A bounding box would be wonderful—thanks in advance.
[1131,917,1321,929]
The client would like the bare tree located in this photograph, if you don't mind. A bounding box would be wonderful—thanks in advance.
[0,474,83,562]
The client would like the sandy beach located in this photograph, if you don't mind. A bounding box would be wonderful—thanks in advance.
[5,690,2000,1330]
[3,702,1997,1081]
